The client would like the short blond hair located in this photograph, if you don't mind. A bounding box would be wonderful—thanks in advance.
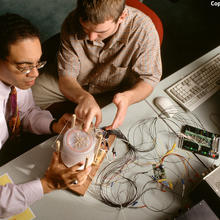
[76,0,126,24]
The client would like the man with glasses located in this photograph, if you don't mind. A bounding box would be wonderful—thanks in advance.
[14,61,47,75]
[0,13,91,218]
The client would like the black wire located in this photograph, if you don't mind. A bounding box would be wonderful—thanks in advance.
[192,153,212,172]
[94,121,193,212]
[94,103,213,213]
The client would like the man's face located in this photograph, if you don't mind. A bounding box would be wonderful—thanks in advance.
[0,37,42,90]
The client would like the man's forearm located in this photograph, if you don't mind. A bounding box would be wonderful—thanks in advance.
[59,76,91,103]
[121,80,153,106]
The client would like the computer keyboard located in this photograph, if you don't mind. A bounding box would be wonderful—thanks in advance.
[166,53,220,111]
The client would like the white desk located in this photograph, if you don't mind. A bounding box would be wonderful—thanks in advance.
[144,45,220,184]
[1,46,220,220]
[1,101,174,220]
[146,45,220,134]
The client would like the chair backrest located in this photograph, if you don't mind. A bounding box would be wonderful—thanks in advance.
[126,0,163,45]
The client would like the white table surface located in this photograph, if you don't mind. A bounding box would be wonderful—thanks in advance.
[1,46,220,220]
[145,44,220,182]
[146,45,220,133]
[1,101,175,220]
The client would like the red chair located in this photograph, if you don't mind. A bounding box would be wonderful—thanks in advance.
[126,0,163,45]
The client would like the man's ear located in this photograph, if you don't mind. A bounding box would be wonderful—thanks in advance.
[118,9,127,24]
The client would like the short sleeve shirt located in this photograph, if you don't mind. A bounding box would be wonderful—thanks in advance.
[57,6,162,94]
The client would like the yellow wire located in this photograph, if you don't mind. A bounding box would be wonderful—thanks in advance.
[159,143,176,164]
[157,179,173,190]
[158,178,167,182]
[166,143,176,155]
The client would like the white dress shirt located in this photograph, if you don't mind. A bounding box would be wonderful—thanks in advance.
[0,80,54,218]
[0,180,43,218]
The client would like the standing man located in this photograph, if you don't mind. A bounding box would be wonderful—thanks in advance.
[0,13,90,218]
[32,0,162,131]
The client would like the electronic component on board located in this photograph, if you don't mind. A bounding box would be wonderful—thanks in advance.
[179,125,220,159]
[152,164,173,189]
[152,164,166,180]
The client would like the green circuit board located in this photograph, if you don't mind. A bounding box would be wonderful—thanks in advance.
[180,125,219,159]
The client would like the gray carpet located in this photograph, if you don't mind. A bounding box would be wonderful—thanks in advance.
[0,0,76,42]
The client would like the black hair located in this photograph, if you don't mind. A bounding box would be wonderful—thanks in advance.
[0,13,40,60]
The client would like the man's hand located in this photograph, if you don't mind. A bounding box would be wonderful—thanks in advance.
[51,113,73,134]
[41,152,91,194]
[105,80,154,130]
[105,92,129,130]
[58,76,102,132]
[75,93,102,132]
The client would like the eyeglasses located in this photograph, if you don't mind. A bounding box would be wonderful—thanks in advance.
[16,61,47,74]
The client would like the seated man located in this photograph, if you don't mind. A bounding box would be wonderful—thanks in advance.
[32,0,162,131]
[0,13,90,218]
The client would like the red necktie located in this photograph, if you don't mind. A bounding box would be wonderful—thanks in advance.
[7,86,21,137]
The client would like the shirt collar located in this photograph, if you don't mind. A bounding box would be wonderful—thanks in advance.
[108,6,130,47]
[0,81,11,100]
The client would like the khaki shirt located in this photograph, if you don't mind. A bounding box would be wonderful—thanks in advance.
[58,6,162,94]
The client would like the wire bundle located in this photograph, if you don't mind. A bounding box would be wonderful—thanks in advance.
[88,111,214,215]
